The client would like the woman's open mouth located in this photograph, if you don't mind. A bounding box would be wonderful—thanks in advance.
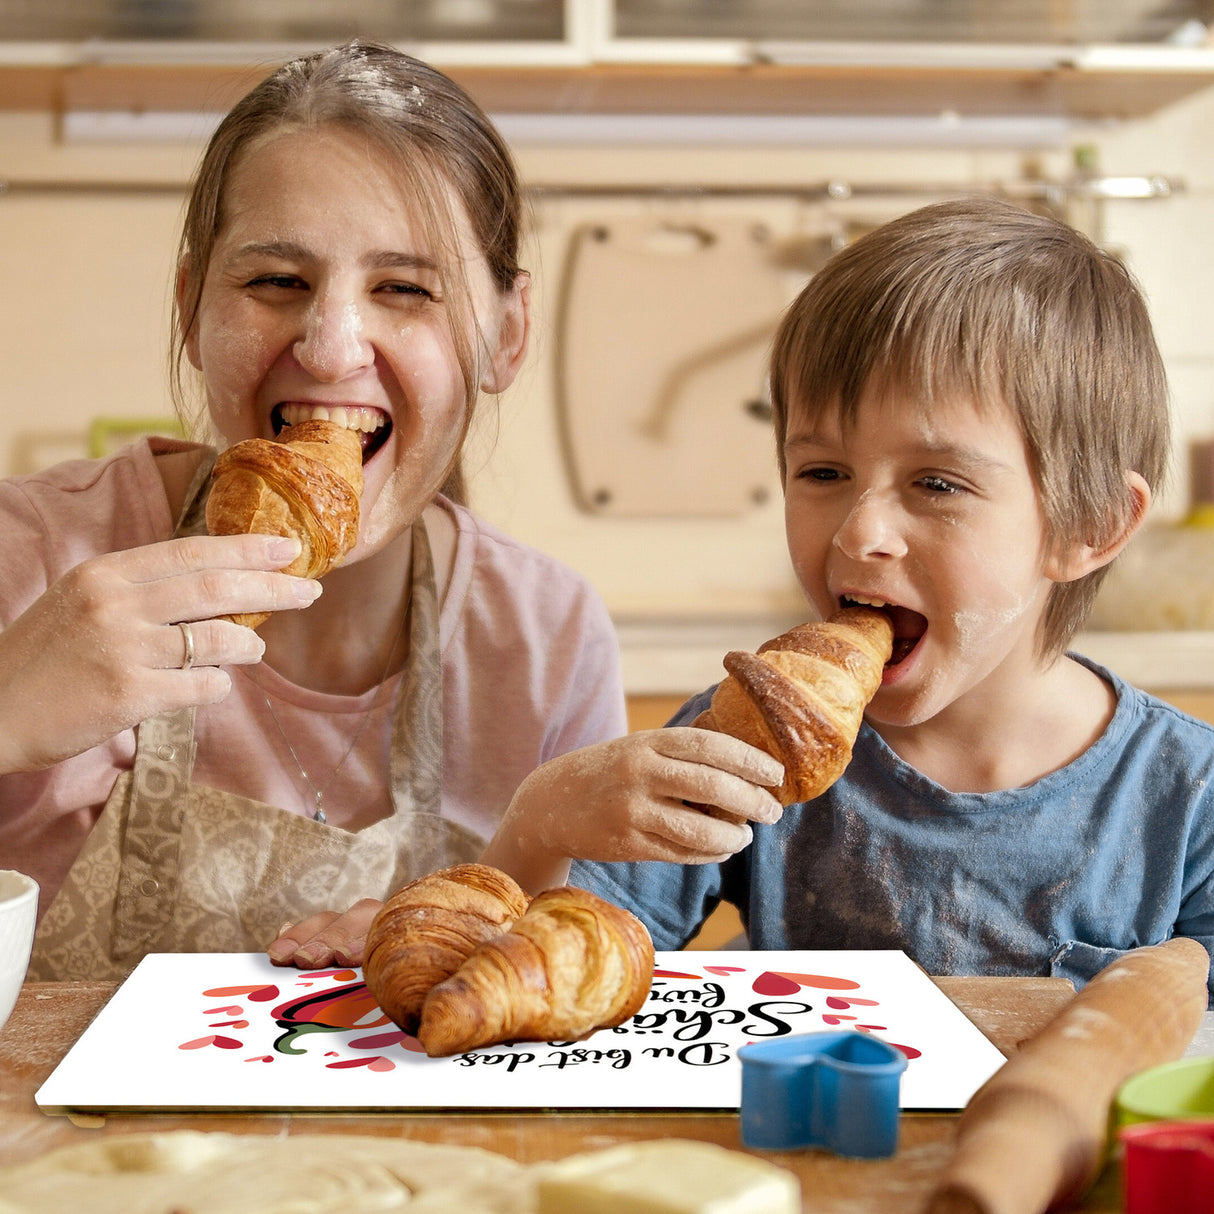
[841,595,927,665]
[273,403,392,463]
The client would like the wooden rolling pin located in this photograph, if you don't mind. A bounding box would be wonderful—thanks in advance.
[925,937,1210,1214]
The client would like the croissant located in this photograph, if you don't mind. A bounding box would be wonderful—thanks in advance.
[205,419,364,628]
[416,884,655,1057]
[363,864,530,1036]
[694,605,893,805]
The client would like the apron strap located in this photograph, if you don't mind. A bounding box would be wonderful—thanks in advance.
[176,448,217,536]
[110,708,197,958]
[100,458,214,958]
[391,519,442,812]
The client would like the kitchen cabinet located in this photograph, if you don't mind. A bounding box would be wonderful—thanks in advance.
[8,0,1213,47]
[611,0,1214,45]
[2,0,1214,122]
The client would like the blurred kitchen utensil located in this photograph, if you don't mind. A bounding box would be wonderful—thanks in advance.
[924,937,1210,1214]
[556,216,786,517]
[1119,1120,1214,1214]
[1116,1054,1214,1127]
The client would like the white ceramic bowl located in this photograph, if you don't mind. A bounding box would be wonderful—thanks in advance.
[0,870,38,1036]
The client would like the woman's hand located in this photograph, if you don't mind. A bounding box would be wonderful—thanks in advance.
[267,899,382,969]
[0,533,321,774]
[481,727,785,893]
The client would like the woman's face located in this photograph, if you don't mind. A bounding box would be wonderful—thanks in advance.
[184,124,526,557]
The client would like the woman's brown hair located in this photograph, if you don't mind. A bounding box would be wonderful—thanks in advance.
[171,40,526,502]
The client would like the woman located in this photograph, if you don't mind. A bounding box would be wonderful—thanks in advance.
[3,41,625,980]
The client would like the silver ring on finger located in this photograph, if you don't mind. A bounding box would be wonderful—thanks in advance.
[178,621,196,671]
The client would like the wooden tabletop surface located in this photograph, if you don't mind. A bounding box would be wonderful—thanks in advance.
[0,974,1132,1212]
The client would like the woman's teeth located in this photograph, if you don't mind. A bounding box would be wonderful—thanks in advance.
[278,402,385,434]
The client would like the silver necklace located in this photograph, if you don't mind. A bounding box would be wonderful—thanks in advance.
[259,605,409,825]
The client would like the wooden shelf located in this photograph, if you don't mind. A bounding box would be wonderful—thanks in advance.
[0,62,268,112]
[451,61,1214,122]
[1,57,1213,121]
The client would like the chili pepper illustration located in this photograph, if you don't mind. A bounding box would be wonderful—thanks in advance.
[271,981,391,1055]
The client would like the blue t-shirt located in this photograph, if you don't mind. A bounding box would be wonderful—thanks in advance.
[573,656,1214,997]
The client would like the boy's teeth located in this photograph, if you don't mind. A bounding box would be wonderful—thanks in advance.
[845,595,890,608]
[279,403,385,432]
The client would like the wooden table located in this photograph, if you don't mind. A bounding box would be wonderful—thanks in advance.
[0,975,1128,1211]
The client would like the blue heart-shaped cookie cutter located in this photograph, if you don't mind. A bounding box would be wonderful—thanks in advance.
[738,1030,908,1157]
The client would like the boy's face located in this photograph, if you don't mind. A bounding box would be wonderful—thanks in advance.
[783,384,1068,729]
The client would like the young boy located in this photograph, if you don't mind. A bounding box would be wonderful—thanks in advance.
[485,195,1214,996]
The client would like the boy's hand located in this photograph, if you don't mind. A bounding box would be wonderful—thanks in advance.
[267,730,784,961]
[483,728,785,893]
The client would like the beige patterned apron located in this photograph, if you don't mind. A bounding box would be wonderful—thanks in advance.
[30,456,479,981]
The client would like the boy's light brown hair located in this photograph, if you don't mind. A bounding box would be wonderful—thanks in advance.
[769,195,1170,659]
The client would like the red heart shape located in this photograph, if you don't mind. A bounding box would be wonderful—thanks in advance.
[773,972,862,991]
[821,1014,857,1025]
[350,1030,410,1050]
[245,1055,274,1063]
[202,984,280,1003]
[178,1035,241,1051]
[752,971,801,996]
[826,996,879,1010]
[703,966,745,975]
[327,1055,396,1072]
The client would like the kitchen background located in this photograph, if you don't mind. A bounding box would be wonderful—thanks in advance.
[4,0,1214,724]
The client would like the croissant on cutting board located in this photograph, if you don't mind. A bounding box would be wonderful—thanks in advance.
[417,884,655,1057]
[694,605,893,805]
[363,865,655,1057]
[363,864,530,1036]
[205,419,364,628]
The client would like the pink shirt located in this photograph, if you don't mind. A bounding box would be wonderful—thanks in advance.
[0,439,627,915]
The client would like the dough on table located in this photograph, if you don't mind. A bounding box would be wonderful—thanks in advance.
[0,1132,801,1214]
[0,1131,530,1214]
[535,1139,801,1214]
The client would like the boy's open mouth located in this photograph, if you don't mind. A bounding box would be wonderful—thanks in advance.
[273,403,392,463]
[841,595,926,665]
